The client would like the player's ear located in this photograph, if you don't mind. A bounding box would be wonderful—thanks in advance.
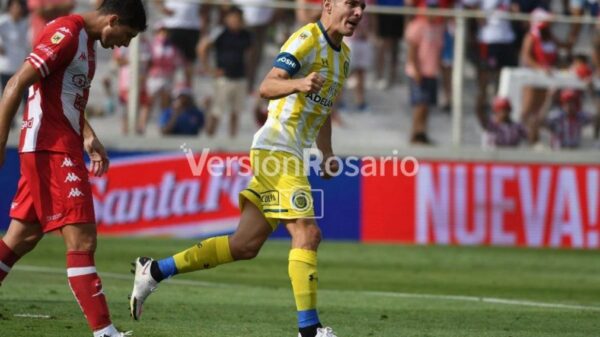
[108,14,119,27]
[323,0,333,14]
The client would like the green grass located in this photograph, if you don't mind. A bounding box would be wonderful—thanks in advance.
[1,236,600,337]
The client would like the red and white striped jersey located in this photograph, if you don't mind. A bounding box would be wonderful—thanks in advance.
[19,14,96,155]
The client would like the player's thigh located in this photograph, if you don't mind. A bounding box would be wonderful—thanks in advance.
[230,198,272,256]
[61,223,97,252]
[284,217,322,250]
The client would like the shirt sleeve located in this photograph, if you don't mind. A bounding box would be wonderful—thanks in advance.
[273,29,316,77]
[26,21,79,78]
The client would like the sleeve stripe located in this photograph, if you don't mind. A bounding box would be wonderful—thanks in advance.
[28,53,49,77]
[26,57,46,78]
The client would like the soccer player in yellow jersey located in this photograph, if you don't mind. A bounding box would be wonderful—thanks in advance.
[129,1,365,336]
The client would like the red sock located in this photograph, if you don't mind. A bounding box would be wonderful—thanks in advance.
[0,240,20,284]
[66,251,112,331]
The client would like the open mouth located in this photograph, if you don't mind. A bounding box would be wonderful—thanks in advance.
[347,20,359,28]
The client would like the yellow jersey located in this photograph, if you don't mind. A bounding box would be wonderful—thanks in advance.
[252,21,351,159]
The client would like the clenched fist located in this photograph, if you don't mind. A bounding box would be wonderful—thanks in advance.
[297,72,325,94]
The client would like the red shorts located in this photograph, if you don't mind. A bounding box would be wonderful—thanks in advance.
[9,151,95,232]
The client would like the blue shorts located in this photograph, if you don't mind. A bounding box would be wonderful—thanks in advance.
[409,77,438,107]
[570,0,599,16]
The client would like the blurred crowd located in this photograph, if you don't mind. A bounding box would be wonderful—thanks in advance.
[2,0,600,150]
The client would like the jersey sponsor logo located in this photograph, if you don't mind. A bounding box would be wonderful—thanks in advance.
[51,32,65,45]
[21,118,33,129]
[65,172,81,183]
[276,55,298,69]
[305,92,334,108]
[74,93,86,111]
[61,157,75,167]
[260,190,280,207]
[68,188,84,198]
[72,74,90,89]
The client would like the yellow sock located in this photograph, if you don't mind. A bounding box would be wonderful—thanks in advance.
[289,248,318,312]
[172,236,233,274]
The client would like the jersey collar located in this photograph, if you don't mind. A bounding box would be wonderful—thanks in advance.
[317,20,341,52]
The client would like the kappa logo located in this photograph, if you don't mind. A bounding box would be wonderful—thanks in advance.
[61,157,74,167]
[51,32,65,44]
[57,27,72,36]
[78,52,87,61]
[68,188,84,198]
[65,172,81,183]
[321,58,329,67]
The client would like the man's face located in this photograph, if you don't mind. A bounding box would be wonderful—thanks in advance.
[100,15,139,49]
[328,0,365,36]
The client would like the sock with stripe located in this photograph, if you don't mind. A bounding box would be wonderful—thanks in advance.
[66,251,112,333]
[0,239,20,284]
[289,248,322,337]
[152,236,234,282]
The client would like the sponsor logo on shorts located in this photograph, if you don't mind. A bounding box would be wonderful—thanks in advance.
[290,189,312,212]
[61,157,75,168]
[68,188,84,198]
[260,190,280,207]
[21,118,33,129]
[46,213,63,222]
[65,172,81,183]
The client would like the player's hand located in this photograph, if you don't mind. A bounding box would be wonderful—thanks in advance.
[320,153,340,180]
[84,136,110,177]
[298,72,325,94]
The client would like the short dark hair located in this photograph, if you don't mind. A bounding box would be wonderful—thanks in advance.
[6,0,28,16]
[98,0,147,32]
[225,6,244,18]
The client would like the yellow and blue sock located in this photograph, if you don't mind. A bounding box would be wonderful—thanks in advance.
[289,248,322,337]
[150,236,233,282]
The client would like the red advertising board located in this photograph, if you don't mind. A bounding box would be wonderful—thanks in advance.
[362,160,600,249]
[91,153,250,237]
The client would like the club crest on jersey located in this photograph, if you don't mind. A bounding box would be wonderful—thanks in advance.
[51,32,65,44]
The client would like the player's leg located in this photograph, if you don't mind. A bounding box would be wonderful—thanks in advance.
[61,223,126,337]
[284,217,326,337]
[129,199,272,320]
[0,219,43,284]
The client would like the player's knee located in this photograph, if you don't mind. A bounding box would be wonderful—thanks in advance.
[305,225,322,247]
[66,236,97,252]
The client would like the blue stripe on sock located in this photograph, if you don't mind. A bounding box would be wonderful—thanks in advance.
[157,257,177,278]
[297,309,320,328]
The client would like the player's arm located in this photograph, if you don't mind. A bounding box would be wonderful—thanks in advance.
[0,62,40,166]
[316,115,338,179]
[259,68,324,100]
[82,119,109,177]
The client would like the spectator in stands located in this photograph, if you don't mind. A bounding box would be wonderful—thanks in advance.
[232,0,274,93]
[27,0,74,44]
[373,0,404,90]
[156,0,208,87]
[463,0,518,122]
[147,22,184,117]
[510,0,551,52]
[405,1,445,145]
[566,0,598,49]
[159,86,205,136]
[296,0,322,25]
[520,8,569,144]
[198,6,251,138]
[346,0,375,111]
[541,89,595,149]
[477,96,528,148]
[0,0,29,100]
[113,41,151,135]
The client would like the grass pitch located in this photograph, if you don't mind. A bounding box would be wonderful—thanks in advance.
[1,235,599,337]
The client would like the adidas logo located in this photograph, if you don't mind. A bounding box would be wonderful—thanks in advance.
[61,157,74,167]
[65,172,81,183]
[68,188,84,198]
